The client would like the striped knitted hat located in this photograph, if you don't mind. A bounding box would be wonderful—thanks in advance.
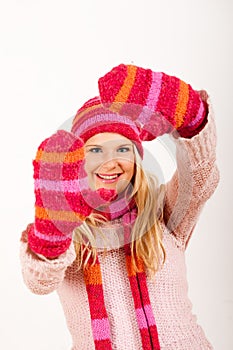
[98,64,207,139]
[71,96,144,158]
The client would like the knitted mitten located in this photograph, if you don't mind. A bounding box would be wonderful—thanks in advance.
[28,130,93,258]
[98,64,208,139]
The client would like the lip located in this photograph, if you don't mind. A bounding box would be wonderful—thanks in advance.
[95,173,123,184]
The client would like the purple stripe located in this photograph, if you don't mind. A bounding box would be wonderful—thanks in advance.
[135,308,148,329]
[186,101,204,128]
[137,72,162,125]
[135,305,156,329]
[74,113,140,137]
[108,198,130,217]
[146,72,163,110]
[34,228,71,242]
[144,304,156,327]
[97,198,134,221]
[92,318,111,341]
[137,106,154,126]
[34,178,89,192]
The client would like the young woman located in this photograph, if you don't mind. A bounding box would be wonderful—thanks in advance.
[20,64,220,349]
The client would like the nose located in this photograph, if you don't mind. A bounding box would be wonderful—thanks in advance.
[99,157,119,172]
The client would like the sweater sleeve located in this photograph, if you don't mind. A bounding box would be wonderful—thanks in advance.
[162,93,220,249]
[19,224,77,295]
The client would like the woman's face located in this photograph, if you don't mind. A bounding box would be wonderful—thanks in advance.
[84,132,135,193]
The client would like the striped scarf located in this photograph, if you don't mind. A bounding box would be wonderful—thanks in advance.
[83,206,161,350]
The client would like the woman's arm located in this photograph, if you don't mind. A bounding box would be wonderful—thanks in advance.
[20,224,76,295]
[163,93,220,248]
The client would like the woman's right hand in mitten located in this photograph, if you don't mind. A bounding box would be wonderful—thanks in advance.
[28,130,93,259]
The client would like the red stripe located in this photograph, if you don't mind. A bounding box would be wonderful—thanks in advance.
[67,137,83,152]
[77,96,101,113]
[64,162,82,180]
[120,67,153,119]
[64,192,91,216]
[33,160,83,181]
[28,225,71,257]
[98,64,128,104]
[148,325,161,350]
[128,275,143,309]
[127,67,152,105]
[86,285,109,319]
[37,130,82,152]
[136,271,151,305]
[35,189,91,217]
[136,272,160,349]
[124,243,131,256]
[140,327,160,350]
[94,338,112,350]
[35,189,70,211]
[35,218,66,235]
[35,218,77,235]
[156,73,180,126]
[140,327,154,350]
[80,122,140,146]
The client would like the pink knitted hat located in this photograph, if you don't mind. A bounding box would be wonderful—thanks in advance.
[71,96,144,158]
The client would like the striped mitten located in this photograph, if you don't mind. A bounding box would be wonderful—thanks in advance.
[28,130,92,258]
[98,64,208,139]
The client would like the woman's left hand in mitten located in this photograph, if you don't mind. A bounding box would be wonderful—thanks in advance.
[98,63,208,139]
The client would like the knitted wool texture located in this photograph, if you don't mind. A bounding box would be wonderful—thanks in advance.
[28,128,161,348]
[27,66,209,346]
[98,64,208,139]
[28,130,92,258]
[84,250,160,350]
[71,96,144,158]
[21,104,219,349]
[83,207,161,350]
[71,95,161,348]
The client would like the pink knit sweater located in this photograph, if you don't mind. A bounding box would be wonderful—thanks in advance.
[20,98,220,350]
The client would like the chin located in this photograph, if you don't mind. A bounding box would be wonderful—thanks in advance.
[97,184,129,195]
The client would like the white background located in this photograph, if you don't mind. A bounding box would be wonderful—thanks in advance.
[0,0,232,349]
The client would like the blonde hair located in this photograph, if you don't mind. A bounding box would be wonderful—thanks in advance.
[73,150,166,276]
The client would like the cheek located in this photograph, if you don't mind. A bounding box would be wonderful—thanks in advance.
[84,157,100,190]
[84,155,102,174]
[122,160,135,179]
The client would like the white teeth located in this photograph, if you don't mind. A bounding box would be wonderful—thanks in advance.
[98,174,119,180]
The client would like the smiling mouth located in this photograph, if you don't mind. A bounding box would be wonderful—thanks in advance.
[96,173,122,180]
[96,173,121,184]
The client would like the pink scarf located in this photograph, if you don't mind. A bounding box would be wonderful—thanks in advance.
[83,194,161,349]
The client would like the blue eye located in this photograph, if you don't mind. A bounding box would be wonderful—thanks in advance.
[117,147,130,153]
[89,147,102,153]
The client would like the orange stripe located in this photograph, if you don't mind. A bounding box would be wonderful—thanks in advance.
[35,147,84,163]
[84,263,102,285]
[36,149,43,161]
[126,255,144,277]
[135,256,145,273]
[72,103,102,127]
[35,206,85,222]
[174,80,189,128]
[111,65,138,113]
[64,148,84,163]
